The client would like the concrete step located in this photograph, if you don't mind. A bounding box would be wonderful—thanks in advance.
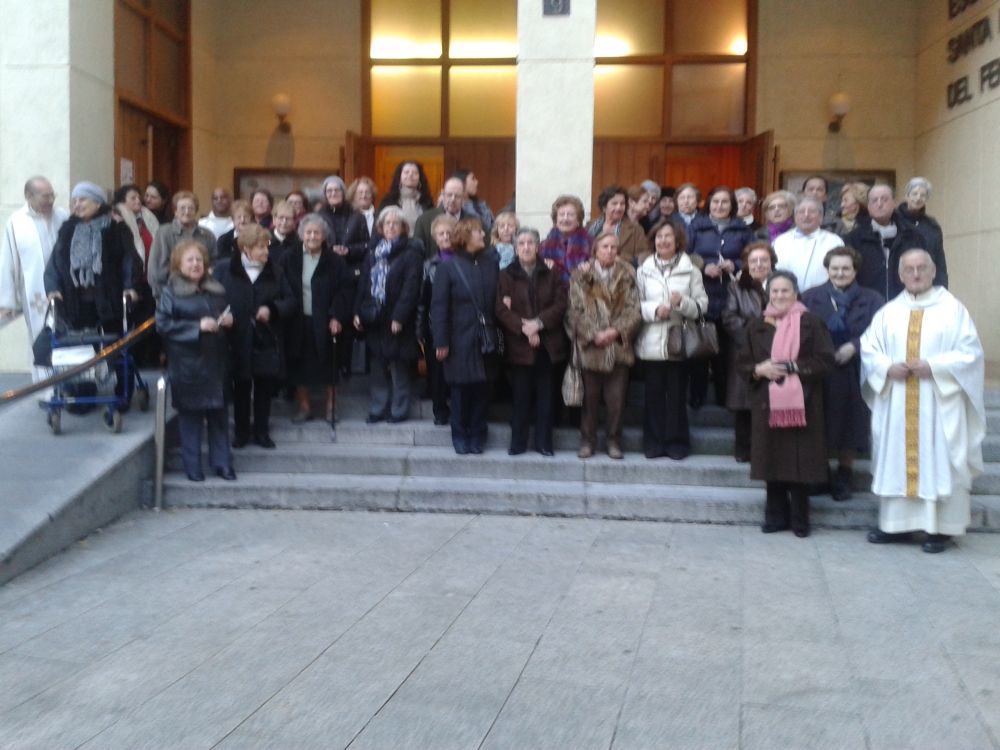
[259,418,737,455]
[160,472,1000,530]
[257,415,1000,463]
[170,439,1000,497]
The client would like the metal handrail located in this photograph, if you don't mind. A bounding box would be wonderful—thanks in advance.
[154,375,169,510]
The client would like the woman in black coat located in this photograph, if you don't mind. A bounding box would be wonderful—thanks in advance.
[156,240,234,482]
[495,227,568,456]
[801,246,884,501]
[214,224,295,449]
[687,185,753,408]
[740,270,834,538]
[279,213,352,431]
[354,206,423,424]
[432,216,500,454]
[320,175,369,379]
[721,241,776,462]
[45,182,138,333]
[44,181,139,401]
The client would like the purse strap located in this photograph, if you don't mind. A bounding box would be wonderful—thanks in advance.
[450,258,488,324]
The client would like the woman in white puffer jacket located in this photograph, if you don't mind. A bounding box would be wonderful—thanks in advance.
[635,221,707,459]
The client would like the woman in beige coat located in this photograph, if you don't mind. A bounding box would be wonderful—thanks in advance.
[635,221,708,459]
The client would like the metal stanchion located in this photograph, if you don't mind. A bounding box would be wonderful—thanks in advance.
[154,375,168,511]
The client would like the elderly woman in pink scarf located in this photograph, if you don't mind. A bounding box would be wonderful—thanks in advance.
[740,270,834,538]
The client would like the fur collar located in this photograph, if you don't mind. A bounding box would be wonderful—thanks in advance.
[167,272,226,297]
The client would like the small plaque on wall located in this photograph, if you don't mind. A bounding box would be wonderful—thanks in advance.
[543,0,570,16]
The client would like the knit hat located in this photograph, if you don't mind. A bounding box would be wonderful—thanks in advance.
[71,181,107,205]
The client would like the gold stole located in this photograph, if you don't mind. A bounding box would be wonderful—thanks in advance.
[905,309,924,497]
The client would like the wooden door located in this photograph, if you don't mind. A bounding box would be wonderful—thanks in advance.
[116,103,150,188]
[444,141,516,215]
[664,145,743,194]
[740,130,776,198]
[592,141,664,214]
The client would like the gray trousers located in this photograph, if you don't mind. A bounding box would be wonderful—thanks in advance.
[368,354,411,419]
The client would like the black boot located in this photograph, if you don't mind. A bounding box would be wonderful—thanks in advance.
[831,465,853,501]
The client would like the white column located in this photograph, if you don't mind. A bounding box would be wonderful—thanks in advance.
[0,0,114,225]
[516,0,595,235]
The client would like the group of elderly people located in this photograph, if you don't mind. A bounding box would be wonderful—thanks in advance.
[44,170,948,530]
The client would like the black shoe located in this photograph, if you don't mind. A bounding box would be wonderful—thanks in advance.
[537,448,554,457]
[216,466,237,481]
[793,528,810,538]
[254,435,276,449]
[366,413,386,424]
[186,470,205,482]
[433,417,449,426]
[734,454,750,463]
[232,434,250,449]
[387,415,408,424]
[508,447,526,456]
[689,396,704,411]
[469,445,484,455]
[454,444,469,455]
[666,445,690,461]
[831,466,853,501]
[867,529,913,544]
[761,523,789,534]
[922,534,950,554]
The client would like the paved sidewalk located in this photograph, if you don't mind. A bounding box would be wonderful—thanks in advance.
[0,510,998,749]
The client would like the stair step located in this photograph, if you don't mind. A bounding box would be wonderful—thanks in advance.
[161,473,1000,530]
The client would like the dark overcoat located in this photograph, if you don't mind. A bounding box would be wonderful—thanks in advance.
[801,281,884,451]
[213,253,296,380]
[155,274,230,411]
[687,215,752,319]
[845,221,928,300]
[431,248,500,384]
[895,206,948,289]
[721,278,766,411]
[740,311,835,483]
[279,247,353,376]
[495,260,568,367]
[44,210,138,329]
[354,237,423,361]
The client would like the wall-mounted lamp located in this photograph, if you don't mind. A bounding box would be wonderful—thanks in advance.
[828,92,850,133]
[272,93,292,133]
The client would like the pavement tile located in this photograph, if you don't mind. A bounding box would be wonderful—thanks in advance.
[480,676,623,750]
[741,703,868,750]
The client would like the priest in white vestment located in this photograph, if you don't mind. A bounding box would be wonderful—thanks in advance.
[0,176,69,380]
[774,196,845,292]
[860,249,985,553]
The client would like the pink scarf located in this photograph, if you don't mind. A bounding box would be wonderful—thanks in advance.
[764,300,807,428]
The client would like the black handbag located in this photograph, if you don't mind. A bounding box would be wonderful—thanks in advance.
[681,315,719,359]
[251,322,282,378]
[32,303,69,367]
[451,259,504,356]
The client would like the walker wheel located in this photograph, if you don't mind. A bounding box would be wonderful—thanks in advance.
[105,409,123,433]
[136,388,150,412]
[48,410,62,435]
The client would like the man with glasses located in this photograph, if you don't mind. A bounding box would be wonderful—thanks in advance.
[0,176,69,379]
[413,176,473,260]
[846,184,931,299]
[860,249,985,553]
[774,196,845,292]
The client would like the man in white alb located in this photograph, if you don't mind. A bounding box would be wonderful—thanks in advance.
[773,196,844,292]
[0,176,69,380]
[860,249,985,553]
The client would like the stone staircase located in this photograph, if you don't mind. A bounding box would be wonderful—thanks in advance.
[162,377,1000,530]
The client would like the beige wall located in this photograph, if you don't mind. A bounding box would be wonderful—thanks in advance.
[190,0,363,203]
[755,0,917,183]
[0,0,115,226]
[915,0,1000,368]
